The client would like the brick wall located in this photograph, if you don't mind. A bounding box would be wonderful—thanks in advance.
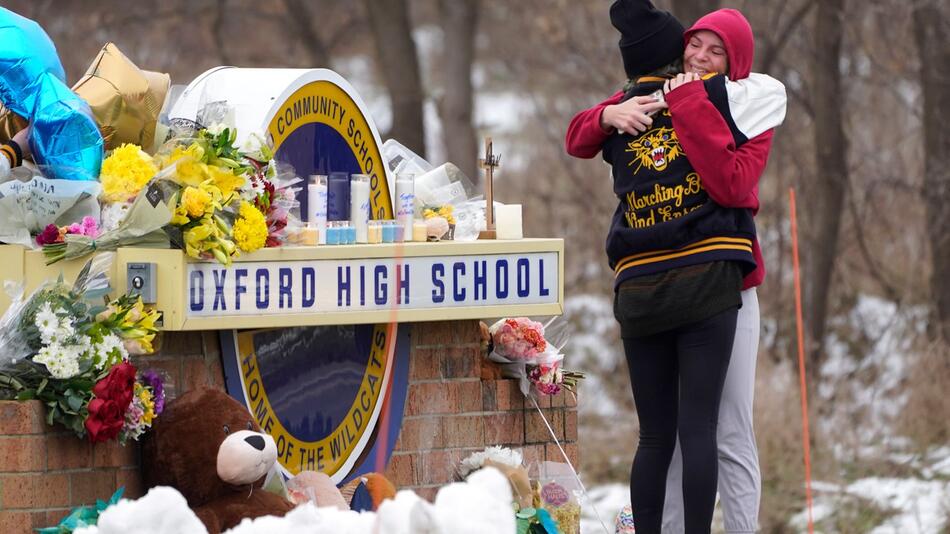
[0,321,578,530]
[385,320,579,501]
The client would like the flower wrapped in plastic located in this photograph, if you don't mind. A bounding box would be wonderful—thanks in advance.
[484,317,584,397]
[42,179,173,265]
[0,254,165,443]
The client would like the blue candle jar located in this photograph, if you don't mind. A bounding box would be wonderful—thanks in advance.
[326,221,341,245]
[345,222,357,244]
[381,220,396,243]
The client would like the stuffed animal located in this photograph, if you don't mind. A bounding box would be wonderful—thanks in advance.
[141,388,294,534]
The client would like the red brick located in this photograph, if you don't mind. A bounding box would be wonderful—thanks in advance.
[0,436,46,472]
[526,409,564,444]
[497,380,526,411]
[93,440,138,468]
[116,468,144,499]
[406,383,458,416]
[159,331,204,358]
[0,511,32,534]
[441,346,480,379]
[545,442,579,469]
[483,412,524,445]
[456,381,482,413]
[0,474,35,508]
[408,348,441,380]
[396,417,444,451]
[479,360,504,380]
[384,453,417,487]
[413,322,455,347]
[0,402,45,435]
[206,355,226,390]
[35,473,70,508]
[442,415,485,448]
[201,330,223,360]
[46,434,92,470]
[419,449,462,485]
[564,410,578,441]
[69,471,117,506]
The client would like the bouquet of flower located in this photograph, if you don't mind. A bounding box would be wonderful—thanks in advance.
[423,204,456,241]
[242,157,302,248]
[35,216,100,247]
[484,317,584,397]
[0,256,165,443]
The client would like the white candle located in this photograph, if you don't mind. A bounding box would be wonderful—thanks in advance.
[307,175,328,244]
[350,174,371,243]
[395,174,415,238]
[494,204,523,240]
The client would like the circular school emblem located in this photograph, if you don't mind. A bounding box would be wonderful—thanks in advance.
[218,70,408,484]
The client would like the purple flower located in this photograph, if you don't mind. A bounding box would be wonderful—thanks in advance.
[140,370,165,415]
[36,224,61,246]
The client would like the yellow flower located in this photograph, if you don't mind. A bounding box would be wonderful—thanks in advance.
[137,384,155,424]
[157,143,204,169]
[207,165,246,199]
[233,201,268,253]
[171,205,190,225]
[100,144,158,203]
[181,186,212,218]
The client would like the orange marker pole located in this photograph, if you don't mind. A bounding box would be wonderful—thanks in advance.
[789,188,815,534]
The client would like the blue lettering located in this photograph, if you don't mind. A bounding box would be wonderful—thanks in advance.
[302,267,316,308]
[338,266,351,307]
[374,265,388,305]
[495,260,509,299]
[189,271,204,311]
[517,258,530,297]
[359,265,366,306]
[453,262,466,302]
[255,269,269,309]
[396,264,410,305]
[279,268,292,308]
[473,260,487,301]
[539,259,550,296]
[213,270,227,311]
[431,264,445,303]
[234,269,248,310]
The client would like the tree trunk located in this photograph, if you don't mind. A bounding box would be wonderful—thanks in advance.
[438,0,479,183]
[282,0,331,67]
[670,0,720,26]
[364,0,426,156]
[913,0,950,343]
[805,0,847,378]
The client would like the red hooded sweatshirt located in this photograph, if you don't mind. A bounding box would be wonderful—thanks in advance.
[565,8,784,290]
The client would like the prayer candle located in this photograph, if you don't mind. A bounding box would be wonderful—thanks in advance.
[307,175,328,244]
[350,174,370,243]
[327,172,350,221]
[395,173,415,239]
[412,219,427,242]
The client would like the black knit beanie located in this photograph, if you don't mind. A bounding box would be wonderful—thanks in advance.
[610,0,686,79]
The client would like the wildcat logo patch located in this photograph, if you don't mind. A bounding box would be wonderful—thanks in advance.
[625,126,682,173]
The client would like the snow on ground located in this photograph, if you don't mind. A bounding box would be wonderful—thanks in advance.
[580,483,627,534]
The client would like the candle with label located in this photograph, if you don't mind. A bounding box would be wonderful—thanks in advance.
[327,172,350,221]
[395,173,415,239]
[307,174,328,244]
[350,174,370,243]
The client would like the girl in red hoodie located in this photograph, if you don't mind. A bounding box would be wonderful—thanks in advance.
[566,3,784,533]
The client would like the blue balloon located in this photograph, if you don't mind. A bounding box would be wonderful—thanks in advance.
[29,73,103,181]
[0,7,66,118]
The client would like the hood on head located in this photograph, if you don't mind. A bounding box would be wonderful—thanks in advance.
[684,8,754,80]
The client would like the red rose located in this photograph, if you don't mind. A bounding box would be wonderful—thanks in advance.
[85,362,137,443]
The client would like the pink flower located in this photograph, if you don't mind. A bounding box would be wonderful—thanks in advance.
[36,224,62,246]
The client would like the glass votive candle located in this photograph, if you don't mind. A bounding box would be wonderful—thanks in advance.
[394,223,405,243]
[412,219,427,242]
[381,219,397,243]
[368,220,382,244]
[326,221,341,245]
[345,222,357,244]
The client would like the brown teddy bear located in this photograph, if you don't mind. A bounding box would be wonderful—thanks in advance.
[142,387,294,533]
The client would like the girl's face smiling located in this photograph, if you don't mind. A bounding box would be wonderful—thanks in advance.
[684,30,728,76]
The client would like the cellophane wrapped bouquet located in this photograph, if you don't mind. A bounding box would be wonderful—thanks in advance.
[0,254,166,444]
[485,317,584,397]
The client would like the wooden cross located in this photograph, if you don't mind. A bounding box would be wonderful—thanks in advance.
[478,137,500,240]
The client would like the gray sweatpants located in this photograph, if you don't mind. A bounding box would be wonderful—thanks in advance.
[662,288,761,534]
